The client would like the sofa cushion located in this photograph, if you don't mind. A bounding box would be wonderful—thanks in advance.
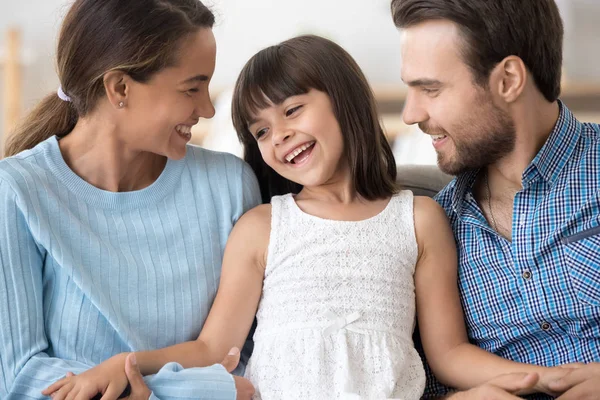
[396,165,453,198]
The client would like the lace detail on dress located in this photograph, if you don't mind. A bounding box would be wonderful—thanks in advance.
[245,191,426,399]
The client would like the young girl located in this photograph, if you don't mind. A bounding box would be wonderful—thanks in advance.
[45,35,564,400]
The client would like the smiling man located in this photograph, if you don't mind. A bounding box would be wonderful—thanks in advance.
[391,0,600,399]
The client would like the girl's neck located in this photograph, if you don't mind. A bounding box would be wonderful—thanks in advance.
[293,184,391,222]
[58,117,167,193]
[296,180,359,205]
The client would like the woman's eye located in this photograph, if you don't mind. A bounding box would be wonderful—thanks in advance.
[422,88,439,95]
[186,88,200,96]
[285,105,302,117]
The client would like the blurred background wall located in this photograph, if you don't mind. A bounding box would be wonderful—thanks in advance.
[1,0,599,162]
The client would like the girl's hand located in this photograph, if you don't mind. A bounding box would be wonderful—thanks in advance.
[42,353,130,400]
[220,347,255,400]
[122,354,151,400]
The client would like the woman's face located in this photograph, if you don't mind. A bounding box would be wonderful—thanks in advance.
[120,28,216,160]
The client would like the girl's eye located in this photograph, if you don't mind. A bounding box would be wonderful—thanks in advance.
[285,105,302,117]
[256,128,268,139]
[186,88,200,96]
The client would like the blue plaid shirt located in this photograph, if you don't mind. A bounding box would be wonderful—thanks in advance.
[425,102,600,399]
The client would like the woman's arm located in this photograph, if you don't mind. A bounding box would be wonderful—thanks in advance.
[413,196,549,394]
[0,180,97,399]
[135,204,270,375]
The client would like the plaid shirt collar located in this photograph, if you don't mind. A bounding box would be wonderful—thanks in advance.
[450,100,582,217]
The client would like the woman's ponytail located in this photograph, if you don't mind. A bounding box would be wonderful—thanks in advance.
[4,93,77,157]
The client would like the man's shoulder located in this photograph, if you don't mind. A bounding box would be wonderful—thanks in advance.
[433,177,459,215]
[568,120,600,177]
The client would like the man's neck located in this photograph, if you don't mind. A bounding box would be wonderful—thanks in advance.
[489,99,560,188]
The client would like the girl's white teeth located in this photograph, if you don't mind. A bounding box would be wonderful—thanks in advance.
[432,134,447,141]
[286,142,314,163]
[176,125,192,135]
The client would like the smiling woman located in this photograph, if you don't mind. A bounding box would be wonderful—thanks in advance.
[0,1,260,399]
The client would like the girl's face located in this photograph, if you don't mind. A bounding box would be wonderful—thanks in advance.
[248,89,349,188]
[119,28,216,160]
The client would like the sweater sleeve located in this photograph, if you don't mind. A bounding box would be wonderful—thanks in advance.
[146,363,236,400]
[240,161,262,214]
[0,179,94,398]
[0,179,237,399]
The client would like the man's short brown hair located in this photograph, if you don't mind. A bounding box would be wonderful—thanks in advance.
[391,0,564,102]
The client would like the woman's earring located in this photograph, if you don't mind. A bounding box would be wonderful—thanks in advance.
[118,101,124,108]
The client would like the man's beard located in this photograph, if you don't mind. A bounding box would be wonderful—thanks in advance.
[421,95,516,176]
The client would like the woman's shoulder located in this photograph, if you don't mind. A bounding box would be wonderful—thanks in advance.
[184,145,261,211]
[0,139,55,195]
[184,144,248,174]
[184,145,257,185]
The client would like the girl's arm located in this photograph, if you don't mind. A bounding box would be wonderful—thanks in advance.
[135,204,271,375]
[413,196,552,395]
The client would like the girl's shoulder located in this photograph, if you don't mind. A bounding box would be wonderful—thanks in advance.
[229,203,272,259]
[240,203,272,224]
[413,195,448,227]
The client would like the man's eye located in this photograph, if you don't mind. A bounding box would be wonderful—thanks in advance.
[422,88,439,95]
[285,105,302,117]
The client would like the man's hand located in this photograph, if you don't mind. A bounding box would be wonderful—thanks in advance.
[548,362,600,399]
[448,372,539,399]
[220,347,255,400]
[123,353,152,400]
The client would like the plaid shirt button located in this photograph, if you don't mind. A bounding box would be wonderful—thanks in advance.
[541,322,551,331]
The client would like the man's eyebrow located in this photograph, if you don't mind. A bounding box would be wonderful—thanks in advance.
[181,74,210,84]
[403,78,443,87]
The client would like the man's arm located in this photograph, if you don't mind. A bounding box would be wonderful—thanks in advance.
[426,372,540,400]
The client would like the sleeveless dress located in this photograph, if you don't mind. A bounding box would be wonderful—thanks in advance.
[244,191,426,399]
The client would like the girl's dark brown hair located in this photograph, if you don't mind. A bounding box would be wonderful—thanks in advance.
[232,35,397,204]
[4,0,214,158]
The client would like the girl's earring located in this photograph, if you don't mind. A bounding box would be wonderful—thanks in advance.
[118,101,124,108]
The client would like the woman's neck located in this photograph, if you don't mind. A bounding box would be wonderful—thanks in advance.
[58,117,167,193]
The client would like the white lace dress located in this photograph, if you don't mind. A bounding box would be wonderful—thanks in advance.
[244,191,426,399]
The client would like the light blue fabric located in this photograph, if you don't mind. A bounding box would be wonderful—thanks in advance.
[0,136,261,399]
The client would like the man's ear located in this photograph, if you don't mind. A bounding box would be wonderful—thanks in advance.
[489,56,527,104]
[103,71,130,109]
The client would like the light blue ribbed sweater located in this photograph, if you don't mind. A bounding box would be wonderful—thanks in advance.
[0,136,261,399]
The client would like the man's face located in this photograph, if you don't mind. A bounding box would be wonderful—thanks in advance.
[400,20,515,175]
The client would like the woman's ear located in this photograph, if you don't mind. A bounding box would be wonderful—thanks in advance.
[490,56,527,104]
[103,71,130,109]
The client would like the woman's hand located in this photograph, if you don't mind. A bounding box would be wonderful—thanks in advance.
[42,353,130,400]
